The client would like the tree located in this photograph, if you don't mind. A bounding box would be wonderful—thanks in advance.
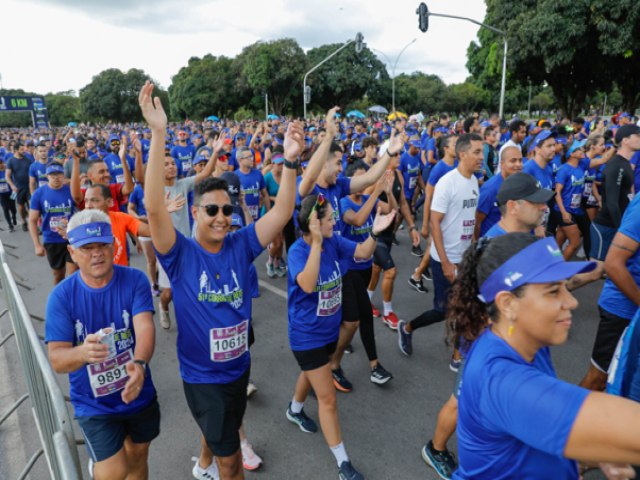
[44,91,80,126]
[305,44,388,110]
[393,72,448,114]
[445,82,490,114]
[80,68,167,122]
[169,54,239,120]
[234,38,307,115]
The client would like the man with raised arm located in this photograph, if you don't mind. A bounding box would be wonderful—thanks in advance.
[139,81,305,480]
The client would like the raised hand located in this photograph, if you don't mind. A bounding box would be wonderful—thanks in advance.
[325,106,340,139]
[308,210,323,245]
[372,207,396,235]
[212,132,227,153]
[138,81,167,131]
[283,121,305,160]
[387,128,406,156]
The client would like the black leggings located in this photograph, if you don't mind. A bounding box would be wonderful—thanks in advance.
[342,268,378,362]
[574,213,592,259]
[0,193,16,226]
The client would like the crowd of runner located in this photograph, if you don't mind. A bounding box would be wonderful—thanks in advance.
[3,81,640,479]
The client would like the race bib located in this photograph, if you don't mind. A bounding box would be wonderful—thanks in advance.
[583,183,592,197]
[248,204,259,220]
[87,348,133,398]
[210,319,248,362]
[0,183,9,193]
[570,193,581,209]
[182,161,192,172]
[317,285,341,316]
[49,216,65,231]
[409,176,417,190]
[115,174,124,184]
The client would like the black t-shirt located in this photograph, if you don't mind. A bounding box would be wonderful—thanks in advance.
[594,154,634,228]
[378,170,402,239]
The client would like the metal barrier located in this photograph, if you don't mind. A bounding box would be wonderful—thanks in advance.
[0,240,82,479]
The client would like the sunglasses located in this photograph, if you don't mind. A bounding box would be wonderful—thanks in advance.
[307,193,325,221]
[196,203,234,217]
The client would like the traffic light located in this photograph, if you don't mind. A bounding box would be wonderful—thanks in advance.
[304,86,311,104]
[355,32,364,53]
[417,3,429,33]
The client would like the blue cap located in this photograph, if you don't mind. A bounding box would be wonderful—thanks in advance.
[528,130,556,153]
[478,237,596,304]
[556,137,568,145]
[194,154,208,165]
[272,153,284,164]
[435,127,449,134]
[620,112,631,119]
[566,139,587,157]
[45,164,64,175]
[68,222,114,248]
[353,142,363,152]
[410,140,422,149]
[480,120,491,127]
[231,213,243,228]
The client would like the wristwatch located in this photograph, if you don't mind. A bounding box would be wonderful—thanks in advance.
[283,158,299,169]
[134,359,147,371]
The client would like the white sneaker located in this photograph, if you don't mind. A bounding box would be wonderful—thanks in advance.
[241,440,263,471]
[160,309,171,330]
[192,457,220,480]
[247,380,258,398]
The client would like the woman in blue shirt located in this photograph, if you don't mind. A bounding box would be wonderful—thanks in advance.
[286,194,378,480]
[447,233,640,480]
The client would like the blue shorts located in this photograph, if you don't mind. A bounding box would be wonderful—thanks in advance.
[590,222,616,261]
[77,398,160,462]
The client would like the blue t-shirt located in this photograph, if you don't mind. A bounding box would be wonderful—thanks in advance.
[171,144,196,177]
[426,137,439,163]
[340,195,376,270]
[455,330,589,480]
[237,169,266,221]
[305,177,352,235]
[287,235,357,351]
[554,163,586,215]
[630,151,640,194]
[156,225,263,384]
[45,266,156,417]
[428,159,458,186]
[523,159,554,191]
[549,154,563,180]
[29,185,75,243]
[29,161,48,189]
[0,170,11,194]
[102,152,134,185]
[484,222,506,239]
[599,194,640,319]
[477,174,503,236]
[400,151,422,199]
[128,184,147,218]
[140,139,151,162]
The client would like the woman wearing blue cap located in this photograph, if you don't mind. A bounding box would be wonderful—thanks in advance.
[448,233,640,479]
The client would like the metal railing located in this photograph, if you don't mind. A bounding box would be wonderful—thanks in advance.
[0,240,81,479]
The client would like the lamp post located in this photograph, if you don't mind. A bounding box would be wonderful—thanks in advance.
[303,33,364,119]
[373,38,416,114]
[418,4,508,119]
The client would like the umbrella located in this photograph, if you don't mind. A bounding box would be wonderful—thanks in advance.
[387,111,408,120]
[409,113,425,123]
[368,105,389,114]
[206,115,219,122]
[346,110,366,119]
[267,114,279,120]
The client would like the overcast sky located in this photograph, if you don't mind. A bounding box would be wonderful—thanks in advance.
[1,0,486,95]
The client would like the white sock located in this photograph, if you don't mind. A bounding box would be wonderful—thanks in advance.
[330,442,349,467]
[383,302,393,316]
[290,399,304,414]
[367,289,374,301]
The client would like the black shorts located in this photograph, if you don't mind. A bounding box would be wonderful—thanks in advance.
[44,242,72,270]
[373,237,395,270]
[342,268,373,323]
[16,187,30,207]
[77,398,160,463]
[292,340,337,371]
[591,306,630,373]
[183,368,250,457]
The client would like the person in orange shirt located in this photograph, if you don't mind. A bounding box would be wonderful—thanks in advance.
[84,184,150,266]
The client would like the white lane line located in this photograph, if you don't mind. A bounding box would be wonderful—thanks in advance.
[258,280,288,299]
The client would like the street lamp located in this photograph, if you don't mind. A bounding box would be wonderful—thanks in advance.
[373,38,416,114]
[303,33,364,119]
[417,3,508,119]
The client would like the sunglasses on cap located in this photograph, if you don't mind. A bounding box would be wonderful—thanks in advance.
[307,193,326,221]
[110,140,121,146]
[196,203,234,217]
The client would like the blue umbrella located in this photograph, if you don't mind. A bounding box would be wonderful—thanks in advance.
[206,115,219,122]
[267,114,279,120]
[347,110,365,119]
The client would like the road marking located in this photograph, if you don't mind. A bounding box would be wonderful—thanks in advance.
[258,280,287,299]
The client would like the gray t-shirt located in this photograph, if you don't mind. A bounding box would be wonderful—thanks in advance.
[64,157,91,179]
[165,176,196,236]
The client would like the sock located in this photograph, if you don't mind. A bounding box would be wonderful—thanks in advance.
[330,442,349,467]
[383,301,393,316]
[267,255,274,265]
[367,289,374,301]
[429,440,445,454]
[290,399,304,414]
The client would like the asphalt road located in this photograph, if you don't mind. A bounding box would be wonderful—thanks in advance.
[0,221,608,480]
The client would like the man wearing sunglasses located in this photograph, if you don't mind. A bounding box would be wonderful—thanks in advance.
[140,81,304,480]
[171,128,196,178]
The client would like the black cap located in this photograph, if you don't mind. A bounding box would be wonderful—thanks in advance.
[615,124,640,146]
[497,173,555,206]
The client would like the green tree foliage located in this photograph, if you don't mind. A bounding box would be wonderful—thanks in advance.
[44,91,80,126]
[169,55,239,120]
[445,81,490,114]
[393,72,448,114]
[305,44,388,110]
[80,68,167,122]
[234,38,307,115]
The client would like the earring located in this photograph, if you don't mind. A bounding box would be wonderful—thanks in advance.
[508,324,515,337]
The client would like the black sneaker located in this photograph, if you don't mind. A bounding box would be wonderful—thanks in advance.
[22,223,28,232]
[332,367,353,392]
[338,461,364,480]
[344,344,354,354]
[8,225,14,233]
[370,363,393,385]
[411,245,424,257]
[286,403,318,433]
[398,320,413,356]
[408,276,428,293]
[421,441,456,480]
[422,268,433,282]
[391,234,399,246]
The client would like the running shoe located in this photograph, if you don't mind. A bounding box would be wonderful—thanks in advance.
[449,357,462,373]
[422,268,433,282]
[421,441,456,480]
[247,379,258,398]
[411,245,424,257]
[192,456,220,480]
[391,234,400,246]
[22,223,28,232]
[266,262,276,278]
[286,403,318,433]
[408,276,428,293]
[370,363,393,385]
[332,367,353,392]
[8,225,14,233]
[241,439,263,471]
[159,309,171,330]
[371,303,381,318]
[382,311,399,330]
[398,320,413,356]
[344,344,354,354]
[275,264,287,278]
[338,461,364,480]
